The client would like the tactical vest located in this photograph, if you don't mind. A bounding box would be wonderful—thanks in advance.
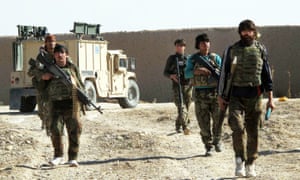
[231,41,264,87]
[178,57,190,85]
[47,67,74,101]
[192,53,218,88]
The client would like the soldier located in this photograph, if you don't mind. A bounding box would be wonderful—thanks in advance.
[28,34,56,134]
[41,44,84,167]
[218,20,275,177]
[185,33,223,156]
[163,39,192,134]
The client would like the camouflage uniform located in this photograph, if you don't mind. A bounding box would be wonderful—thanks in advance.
[28,47,54,134]
[172,82,193,130]
[164,53,192,132]
[47,59,84,161]
[185,52,223,153]
[218,40,273,165]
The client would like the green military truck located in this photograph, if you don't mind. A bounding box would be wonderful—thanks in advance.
[10,22,140,112]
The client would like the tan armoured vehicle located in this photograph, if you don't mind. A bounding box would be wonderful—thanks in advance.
[10,23,140,112]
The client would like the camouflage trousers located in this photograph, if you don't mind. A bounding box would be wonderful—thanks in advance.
[37,93,50,131]
[173,84,193,131]
[194,89,223,148]
[50,99,82,161]
[228,95,262,165]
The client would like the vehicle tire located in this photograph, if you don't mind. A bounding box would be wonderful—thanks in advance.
[85,80,97,111]
[20,96,36,112]
[118,79,140,108]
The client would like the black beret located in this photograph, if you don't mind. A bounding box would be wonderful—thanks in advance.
[195,33,209,49]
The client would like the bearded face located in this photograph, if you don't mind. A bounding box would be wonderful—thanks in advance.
[240,30,256,46]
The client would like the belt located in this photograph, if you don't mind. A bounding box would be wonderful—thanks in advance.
[231,86,261,98]
[195,88,216,93]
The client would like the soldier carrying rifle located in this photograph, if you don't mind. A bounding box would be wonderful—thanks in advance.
[185,33,223,156]
[164,39,192,135]
[41,44,85,167]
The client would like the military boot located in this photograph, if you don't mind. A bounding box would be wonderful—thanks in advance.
[214,142,223,152]
[51,136,64,158]
[205,144,213,156]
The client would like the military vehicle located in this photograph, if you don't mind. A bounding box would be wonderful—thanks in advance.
[10,22,140,112]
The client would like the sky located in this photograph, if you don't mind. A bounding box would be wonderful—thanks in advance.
[0,0,299,36]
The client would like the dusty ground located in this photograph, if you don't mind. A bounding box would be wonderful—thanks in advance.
[0,99,299,180]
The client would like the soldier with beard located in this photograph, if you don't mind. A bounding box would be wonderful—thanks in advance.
[218,20,275,177]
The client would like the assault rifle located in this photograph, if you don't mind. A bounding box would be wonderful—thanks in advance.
[33,53,103,114]
[222,56,237,101]
[175,57,184,123]
[219,55,237,127]
[193,55,221,80]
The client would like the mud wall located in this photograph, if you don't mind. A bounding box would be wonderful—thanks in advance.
[103,26,300,102]
[0,26,299,104]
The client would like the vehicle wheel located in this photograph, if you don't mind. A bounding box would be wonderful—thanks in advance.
[85,80,97,110]
[118,79,140,108]
[20,96,36,112]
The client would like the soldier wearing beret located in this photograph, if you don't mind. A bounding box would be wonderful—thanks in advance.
[185,33,223,156]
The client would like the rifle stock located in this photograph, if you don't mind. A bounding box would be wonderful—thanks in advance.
[36,53,103,114]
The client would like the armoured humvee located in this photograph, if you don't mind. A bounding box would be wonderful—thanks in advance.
[10,22,140,112]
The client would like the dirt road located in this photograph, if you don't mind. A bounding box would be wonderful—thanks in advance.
[0,100,299,179]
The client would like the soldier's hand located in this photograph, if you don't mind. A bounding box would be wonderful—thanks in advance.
[266,91,275,111]
[42,73,53,80]
[170,74,178,83]
[266,99,275,111]
[194,67,211,76]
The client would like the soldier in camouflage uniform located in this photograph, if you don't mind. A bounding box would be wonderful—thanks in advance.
[41,44,84,167]
[218,20,275,177]
[28,34,56,134]
[164,39,192,134]
[185,33,223,156]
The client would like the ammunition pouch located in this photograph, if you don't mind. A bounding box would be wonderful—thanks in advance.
[48,79,72,101]
[193,75,217,87]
